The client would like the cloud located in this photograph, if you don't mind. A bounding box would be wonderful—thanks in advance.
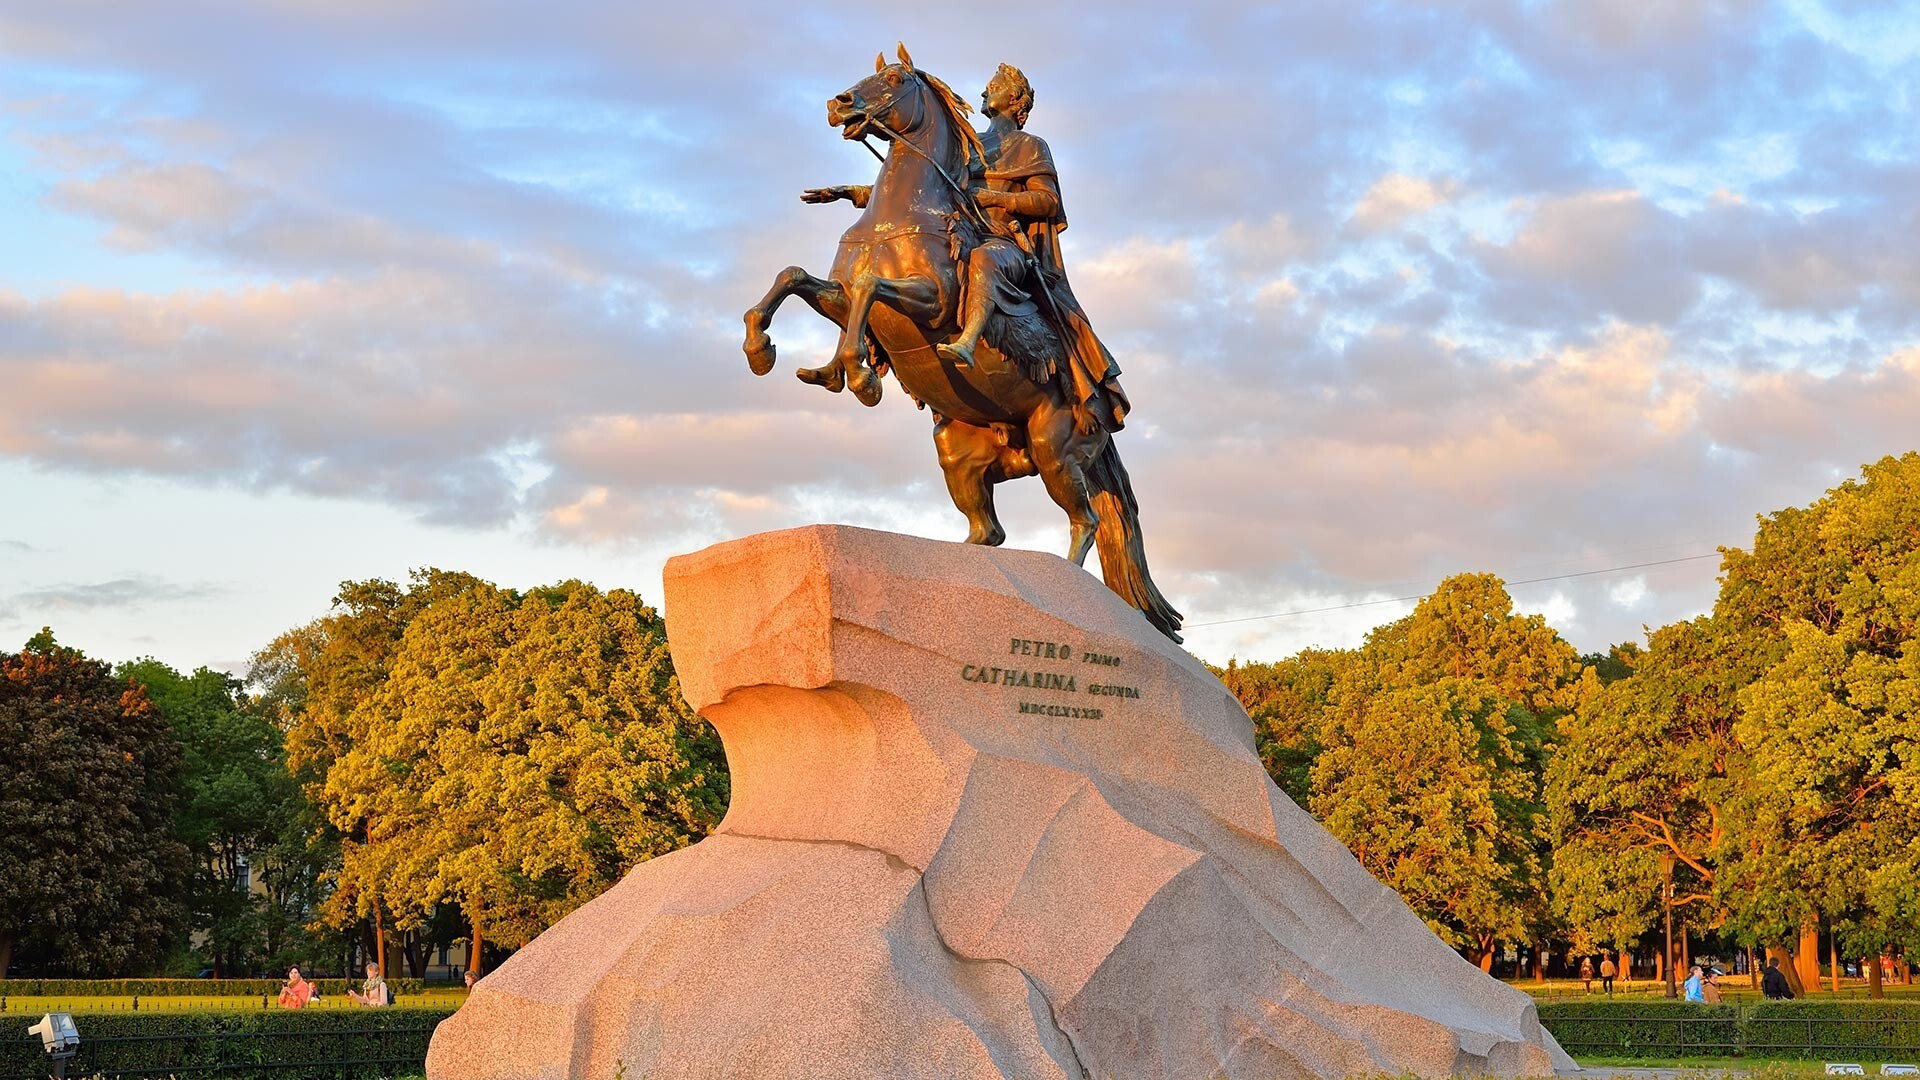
[1349,174,1455,234]
[1472,190,1699,326]
[0,1,1915,664]
[0,540,35,554]
[1,576,227,621]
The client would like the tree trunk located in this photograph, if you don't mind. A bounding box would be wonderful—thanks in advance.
[1869,953,1885,999]
[1750,946,1761,990]
[374,902,388,977]
[1533,941,1547,982]
[471,900,485,977]
[1797,922,1822,993]
[403,929,426,979]
[1773,943,1807,996]
[1829,932,1841,994]
[1903,948,1913,986]
[1617,946,1632,981]
[1654,944,1664,984]
[1680,927,1691,974]
[0,932,12,979]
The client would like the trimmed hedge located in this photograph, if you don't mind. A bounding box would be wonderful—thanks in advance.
[1,1005,455,1080]
[0,977,427,998]
[1538,1000,1740,1058]
[1742,1001,1920,1059]
[1539,999,1920,1060]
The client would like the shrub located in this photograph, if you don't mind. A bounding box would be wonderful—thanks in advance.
[1,1005,455,1080]
[1538,999,1740,1058]
[1741,1001,1920,1060]
[0,977,427,999]
[1539,999,1920,1060]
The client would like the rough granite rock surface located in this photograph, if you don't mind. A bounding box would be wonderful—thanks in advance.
[426,524,1574,1080]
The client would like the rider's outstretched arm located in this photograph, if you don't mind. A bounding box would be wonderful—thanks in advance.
[800,185,873,207]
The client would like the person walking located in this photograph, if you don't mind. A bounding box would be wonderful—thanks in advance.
[1703,969,1723,1004]
[1580,956,1594,994]
[1684,965,1705,1002]
[1600,953,1617,996]
[1762,957,1795,1000]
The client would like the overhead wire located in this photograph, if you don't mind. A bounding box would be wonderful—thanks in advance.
[1186,551,1725,629]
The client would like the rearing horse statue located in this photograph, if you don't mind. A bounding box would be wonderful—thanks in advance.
[742,45,1184,642]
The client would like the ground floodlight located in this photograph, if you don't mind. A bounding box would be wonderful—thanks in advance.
[27,1013,79,1078]
[28,1012,78,1053]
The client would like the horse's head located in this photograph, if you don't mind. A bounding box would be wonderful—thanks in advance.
[827,43,930,142]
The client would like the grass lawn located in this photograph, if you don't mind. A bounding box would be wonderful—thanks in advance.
[0,989,468,1015]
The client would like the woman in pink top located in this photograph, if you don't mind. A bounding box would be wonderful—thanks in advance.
[278,966,315,1009]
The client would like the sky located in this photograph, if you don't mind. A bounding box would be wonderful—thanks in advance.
[2,0,1918,674]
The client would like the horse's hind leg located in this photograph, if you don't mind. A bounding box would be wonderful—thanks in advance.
[744,266,841,377]
[933,418,1015,546]
[1026,396,1102,566]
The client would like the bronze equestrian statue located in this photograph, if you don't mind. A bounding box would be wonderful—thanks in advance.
[741,45,1183,642]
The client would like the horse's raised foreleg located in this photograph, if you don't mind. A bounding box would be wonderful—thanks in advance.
[744,266,842,377]
[1026,396,1103,566]
[829,271,941,407]
[932,418,1025,547]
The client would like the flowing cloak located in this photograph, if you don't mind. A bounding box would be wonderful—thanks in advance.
[979,130,1130,433]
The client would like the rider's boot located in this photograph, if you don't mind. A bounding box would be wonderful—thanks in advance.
[935,336,977,368]
[939,250,995,368]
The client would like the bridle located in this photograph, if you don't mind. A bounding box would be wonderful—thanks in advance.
[848,68,994,234]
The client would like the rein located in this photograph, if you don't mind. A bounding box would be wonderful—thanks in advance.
[855,72,994,234]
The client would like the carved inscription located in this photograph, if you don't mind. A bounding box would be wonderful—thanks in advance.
[958,635,1141,718]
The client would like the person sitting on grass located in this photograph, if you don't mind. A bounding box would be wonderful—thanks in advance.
[348,961,390,1007]
[278,965,315,1009]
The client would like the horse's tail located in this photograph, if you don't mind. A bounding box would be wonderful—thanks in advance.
[1086,439,1184,643]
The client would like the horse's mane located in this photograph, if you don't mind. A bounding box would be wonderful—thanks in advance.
[916,69,986,178]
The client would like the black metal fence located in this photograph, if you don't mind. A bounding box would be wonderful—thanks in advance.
[3,1018,441,1079]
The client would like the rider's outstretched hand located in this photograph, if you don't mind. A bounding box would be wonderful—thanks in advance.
[801,186,849,203]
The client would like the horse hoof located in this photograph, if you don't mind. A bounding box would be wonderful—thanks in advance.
[796,364,843,392]
[849,368,882,407]
[744,331,776,376]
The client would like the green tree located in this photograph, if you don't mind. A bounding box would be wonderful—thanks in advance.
[120,659,312,976]
[0,630,187,977]
[254,569,491,973]
[1547,618,1742,975]
[1216,648,1347,806]
[1311,574,1578,968]
[1719,453,1920,996]
[276,574,727,973]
